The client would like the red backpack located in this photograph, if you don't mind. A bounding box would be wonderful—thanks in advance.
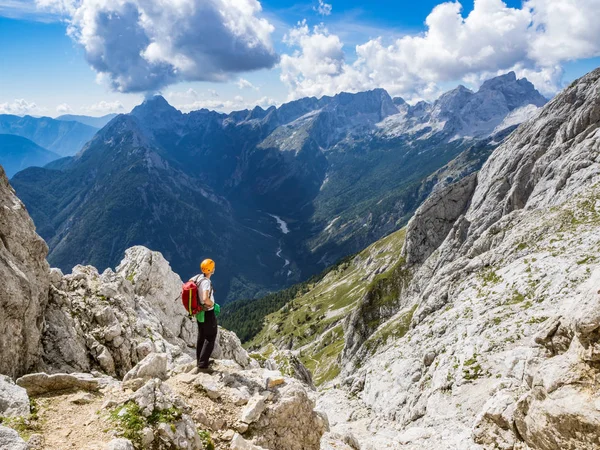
[181,278,203,317]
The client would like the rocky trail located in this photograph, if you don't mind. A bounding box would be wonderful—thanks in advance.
[1,358,328,450]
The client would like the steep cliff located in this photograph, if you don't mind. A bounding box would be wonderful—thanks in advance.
[0,165,49,378]
[323,67,600,449]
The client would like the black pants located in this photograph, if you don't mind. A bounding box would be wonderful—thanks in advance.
[197,309,218,368]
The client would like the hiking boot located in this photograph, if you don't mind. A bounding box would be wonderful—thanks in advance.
[197,366,214,374]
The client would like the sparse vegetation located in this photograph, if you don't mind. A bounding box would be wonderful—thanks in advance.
[109,401,183,448]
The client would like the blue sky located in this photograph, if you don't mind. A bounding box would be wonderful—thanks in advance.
[1,0,599,117]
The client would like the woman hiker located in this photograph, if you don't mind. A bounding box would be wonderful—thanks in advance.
[193,258,219,372]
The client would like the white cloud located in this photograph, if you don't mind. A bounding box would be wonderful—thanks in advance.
[36,0,279,93]
[281,0,600,100]
[171,91,278,113]
[236,78,259,90]
[0,99,45,115]
[208,89,219,98]
[83,101,124,114]
[176,99,243,113]
[314,0,332,16]
[56,103,73,114]
[257,96,278,108]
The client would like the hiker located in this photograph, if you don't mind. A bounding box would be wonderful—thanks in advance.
[193,258,218,372]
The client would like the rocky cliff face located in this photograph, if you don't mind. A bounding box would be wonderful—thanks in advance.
[0,165,49,378]
[320,67,600,449]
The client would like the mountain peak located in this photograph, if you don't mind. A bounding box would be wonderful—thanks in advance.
[130,95,182,128]
[480,71,517,89]
[131,95,179,117]
[478,71,546,109]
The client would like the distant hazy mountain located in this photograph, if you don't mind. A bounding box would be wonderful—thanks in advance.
[0,115,98,156]
[0,134,60,178]
[11,72,546,301]
[56,113,118,129]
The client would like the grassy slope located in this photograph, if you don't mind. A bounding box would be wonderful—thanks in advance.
[247,227,407,385]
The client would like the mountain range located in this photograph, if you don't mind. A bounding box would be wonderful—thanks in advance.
[0,134,60,178]
[10,71,546,301]
[0,114,119,179]
[0,114,99,157]
[56,113,118,129]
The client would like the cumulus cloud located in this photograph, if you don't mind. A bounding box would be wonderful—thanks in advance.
[84,100,125,114]
[236,78,259,90]
[314,0,332,16]
[0,99,45,115]
[257,96,278,108]
[37,0,279,93]
[167,87,278,113]
[281,0,600,101]
[56,103,73,114]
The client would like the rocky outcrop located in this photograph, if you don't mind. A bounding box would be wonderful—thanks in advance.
[251,380,327,450]
[41,247,196,377]
[125,378,203,449]
[16,372,112,396]
[251,344,314,388]
[213,328,254,369]
[0,425,28,450]
[0,375,30,417]
[402,173,477,266]
[0,165,50,378]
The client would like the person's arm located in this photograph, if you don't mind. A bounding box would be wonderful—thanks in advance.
[201,281,214,308]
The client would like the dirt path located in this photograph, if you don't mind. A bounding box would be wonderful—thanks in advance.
[32,390,117,449]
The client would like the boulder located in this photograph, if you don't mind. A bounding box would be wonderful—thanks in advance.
[240,394,267,424]
[16,372,105,396]
[0,166,50,377]
[213,328,254,368]
[0,425,28,450]
[0,375,30,417]
[251,381,328,450]
[230,433,268,450]
[105,438,135,450]
[123,353,168,382]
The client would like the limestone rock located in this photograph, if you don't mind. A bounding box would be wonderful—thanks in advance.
[126,379,203,449]
[0,166,49,378]
[41,248,195,378]
[27,433,44,449]
[258,346,314,388]
[240,394,267,424]
[213,328,254,369]
[123,353,168,382]
[69,392,96,405]
[0,375,30,417]
[116,246,196,347]
[251,381,328,450]
[402,173,477,266]
[193,375,222,400]
[105,438,135,450]
[16,372,107,396]
[230,433,267,450]
[320,68,600,449]
[0,425,28,450]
